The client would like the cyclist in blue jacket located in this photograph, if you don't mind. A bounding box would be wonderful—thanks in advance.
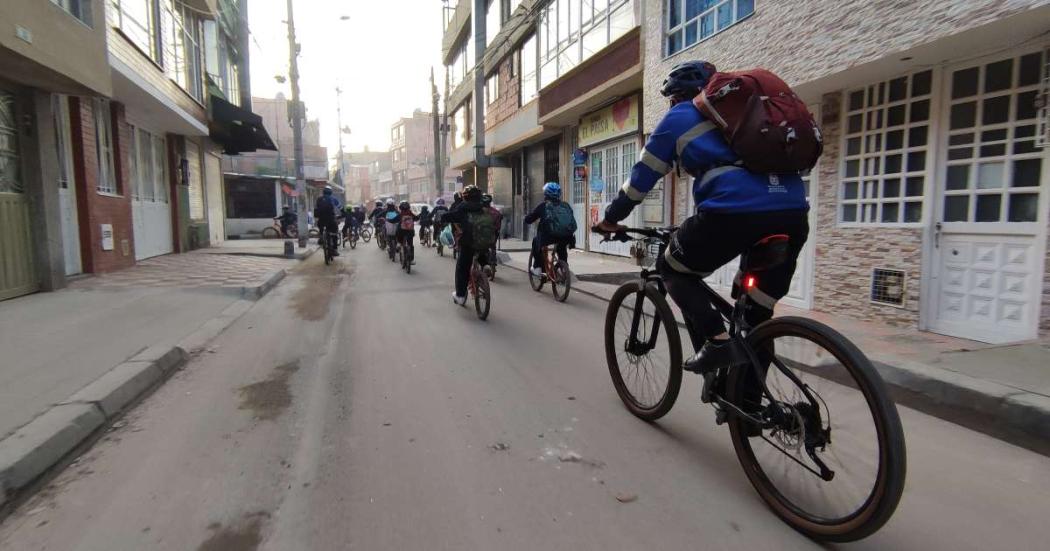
[596,61,810,374]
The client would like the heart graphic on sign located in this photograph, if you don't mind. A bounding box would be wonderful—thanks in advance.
[612,98,631,129]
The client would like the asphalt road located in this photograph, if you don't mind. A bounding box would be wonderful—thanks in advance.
[2,244,1049,550]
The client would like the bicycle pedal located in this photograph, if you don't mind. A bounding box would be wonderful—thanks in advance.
[714,408,729,425]
[700,371,717,403]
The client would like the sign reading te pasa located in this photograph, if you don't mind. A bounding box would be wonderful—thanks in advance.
[578,96,639,148]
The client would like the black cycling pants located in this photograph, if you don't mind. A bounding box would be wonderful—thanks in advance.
[531,235,571,269]
[317,218,339,246]
[656,210,808,344]
[455,244,489,298]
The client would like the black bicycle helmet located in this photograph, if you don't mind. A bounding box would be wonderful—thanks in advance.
[660,61,717,101]
[481,194,493,206]
[461,185,482,202]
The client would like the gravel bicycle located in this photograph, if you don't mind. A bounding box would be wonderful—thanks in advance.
[467,251,491,320]
[321,228,339,265]
[399,236,414,274]
[527,243,570,302]
[597,225,906,542]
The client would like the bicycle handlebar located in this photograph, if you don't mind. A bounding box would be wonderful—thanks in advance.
[590,225,676,243]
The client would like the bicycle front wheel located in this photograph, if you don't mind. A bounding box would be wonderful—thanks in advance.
[551,260,571,302]
[527,251,545,291]
[604,281,682,421]
[261,227,280,239]
[726,316,906,542]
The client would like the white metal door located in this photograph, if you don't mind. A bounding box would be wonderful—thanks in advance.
[588,136,638,256]
[927,48,1048,343]
[205,152,224,244]
[53,95,81,275]
[130,126,173,260]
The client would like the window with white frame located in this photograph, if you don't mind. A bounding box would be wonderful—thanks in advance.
[942,51,1046,224]
[92,99,118,195]
[452,102,471,149]
[839,70,933,225]
[538,0,634,90]
[114,0,159,60]
[486,0,502,47]
[486,72,500,105]
[519,33,538,105]
[130,126,168,203]
[162,1,205,102]
[666,0,754,56]
[52,0,93,25]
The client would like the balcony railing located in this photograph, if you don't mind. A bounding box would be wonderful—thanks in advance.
[223,155,329,180]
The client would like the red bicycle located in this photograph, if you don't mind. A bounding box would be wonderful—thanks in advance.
[528,244,571,302]
[467,251,491,320]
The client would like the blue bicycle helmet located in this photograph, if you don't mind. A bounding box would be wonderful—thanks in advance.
[543,182,561,200]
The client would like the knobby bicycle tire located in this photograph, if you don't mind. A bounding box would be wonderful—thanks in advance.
[473,266,491,320]
[725,316,906,542]
[551,260,571,302]
[528,251,545,291]
[604,281,682,421]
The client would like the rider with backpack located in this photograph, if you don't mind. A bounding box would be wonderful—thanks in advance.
[525,182,577,277]
[595,61,818,375]
[443,185,495,305]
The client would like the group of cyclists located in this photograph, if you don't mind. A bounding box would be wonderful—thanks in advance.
[309,58,810,359]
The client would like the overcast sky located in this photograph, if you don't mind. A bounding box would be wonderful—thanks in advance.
[248,0,448,160]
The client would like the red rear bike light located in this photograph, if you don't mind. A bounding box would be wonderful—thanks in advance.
[745,275,757,290]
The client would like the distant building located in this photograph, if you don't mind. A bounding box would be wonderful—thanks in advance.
[391,110,457,204]
[222,93,328,237]
[339,148,391,204]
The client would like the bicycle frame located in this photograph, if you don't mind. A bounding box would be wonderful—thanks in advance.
[616,228,830,477]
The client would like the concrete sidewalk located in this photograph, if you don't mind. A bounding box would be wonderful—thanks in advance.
[184,238,319,260]
[499,246,1050,453]
[0,250,293,508]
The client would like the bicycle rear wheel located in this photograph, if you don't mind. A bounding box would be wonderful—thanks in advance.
[726,317,906,542]
[527,251,545,291]
[604,281,682,421]
[473,265,491,320]
[551,260,571,302]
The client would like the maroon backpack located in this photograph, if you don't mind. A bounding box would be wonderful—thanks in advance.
[693,69,822,174]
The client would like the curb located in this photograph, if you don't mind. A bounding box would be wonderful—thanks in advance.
[241,269,287,300]
[0,289,274,510]
[501,261,1050,450]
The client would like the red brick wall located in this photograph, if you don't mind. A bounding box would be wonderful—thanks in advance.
[69,97,135,273]
[486,54,521,128]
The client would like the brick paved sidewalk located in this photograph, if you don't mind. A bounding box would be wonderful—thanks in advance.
[69,251,294,291]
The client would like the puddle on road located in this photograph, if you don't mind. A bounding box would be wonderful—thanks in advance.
[289,262,350,321]
[197,511,270,551]
[237,361,300,421]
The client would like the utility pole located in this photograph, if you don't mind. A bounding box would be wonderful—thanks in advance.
[286,0,308,247]
[472,0,488,192]
[431,68,443,197]
[336,86,348,202]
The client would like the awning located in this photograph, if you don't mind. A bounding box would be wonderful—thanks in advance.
[209,95,277,155]
[281,183,299,197]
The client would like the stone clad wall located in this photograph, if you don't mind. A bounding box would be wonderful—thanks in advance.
[812,93,923,327]
[640,0,1045,132]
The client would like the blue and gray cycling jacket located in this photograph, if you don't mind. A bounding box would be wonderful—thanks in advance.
[604,102,809,224]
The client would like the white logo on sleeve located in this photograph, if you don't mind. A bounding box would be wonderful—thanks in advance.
[767,174,787,193]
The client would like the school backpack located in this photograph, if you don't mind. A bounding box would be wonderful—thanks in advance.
[543,202,577,238]
[693,69,822,174]
[400,214,415,231]
[467,210,496,250]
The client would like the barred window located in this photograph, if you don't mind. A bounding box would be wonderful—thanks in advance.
[666,0,755,56]
[839,70,933,225]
